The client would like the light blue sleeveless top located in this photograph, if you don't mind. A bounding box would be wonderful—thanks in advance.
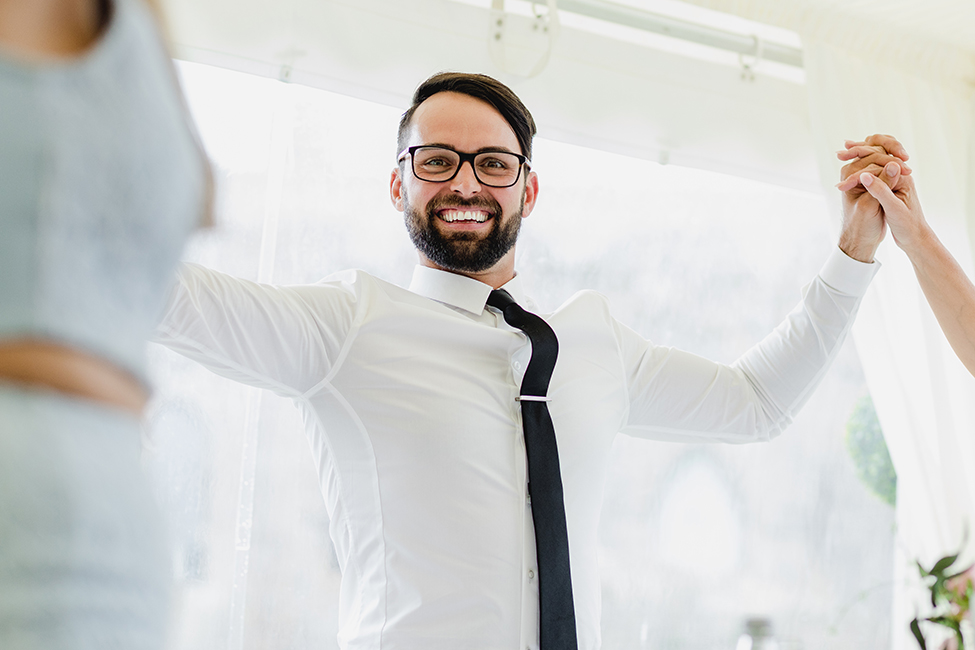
[0,0,206,385]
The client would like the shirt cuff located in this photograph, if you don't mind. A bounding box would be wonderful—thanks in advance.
[818,246,881,297]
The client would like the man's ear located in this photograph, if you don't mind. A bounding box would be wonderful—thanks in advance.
[390,167,405,212]
[521,170,539,219]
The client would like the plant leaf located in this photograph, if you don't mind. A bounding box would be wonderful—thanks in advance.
[933,553,961,575]
[927,615,962,633]
[911,618,927,650]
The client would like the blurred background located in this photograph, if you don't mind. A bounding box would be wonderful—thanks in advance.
[143,2,975,648]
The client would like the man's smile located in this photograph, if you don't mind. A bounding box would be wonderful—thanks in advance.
[436,208,493,224]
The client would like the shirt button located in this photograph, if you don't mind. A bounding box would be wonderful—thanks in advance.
[528,569,535,580]
[513,360,522,371]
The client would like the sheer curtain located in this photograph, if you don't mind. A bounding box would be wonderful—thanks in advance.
[675,3,975,644]
[803,38,975,648]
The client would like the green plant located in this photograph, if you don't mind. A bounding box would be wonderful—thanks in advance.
[845,395,896,506]
[911,546,974,649]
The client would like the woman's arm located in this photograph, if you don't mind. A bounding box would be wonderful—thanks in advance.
[860,167,975,377]
[0,0,108,58]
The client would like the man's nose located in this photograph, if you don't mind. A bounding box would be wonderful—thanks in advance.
[449,159,482,196]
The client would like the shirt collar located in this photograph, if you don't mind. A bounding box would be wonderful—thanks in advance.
[408,265,531,315]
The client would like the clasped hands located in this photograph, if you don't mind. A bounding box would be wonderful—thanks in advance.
[835,133,928,262]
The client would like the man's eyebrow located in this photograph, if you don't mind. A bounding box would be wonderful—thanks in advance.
[422,143,520,155]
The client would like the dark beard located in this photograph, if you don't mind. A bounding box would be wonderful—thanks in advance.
[404,190,524,274]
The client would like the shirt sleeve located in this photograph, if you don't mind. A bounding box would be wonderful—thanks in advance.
[619,247,879,443]
[153,263,359,397]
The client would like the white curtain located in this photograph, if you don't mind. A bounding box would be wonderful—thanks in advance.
[803,39,975,648]
[679,0,975,645]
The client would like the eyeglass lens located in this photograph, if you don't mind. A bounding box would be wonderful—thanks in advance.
[412,147,522,187]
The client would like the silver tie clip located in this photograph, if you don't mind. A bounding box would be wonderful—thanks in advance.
[515,395,552,402]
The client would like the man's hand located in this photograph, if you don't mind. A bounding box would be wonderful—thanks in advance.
[835,134,912,263]
[836,133,912,192]
[837,157,901,263]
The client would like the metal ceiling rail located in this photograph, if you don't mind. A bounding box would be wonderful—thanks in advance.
[555,0,804,68]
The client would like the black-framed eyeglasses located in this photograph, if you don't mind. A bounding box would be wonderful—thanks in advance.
[398,145,530,188]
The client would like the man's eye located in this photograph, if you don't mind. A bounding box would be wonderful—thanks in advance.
[422,158,452,168]
[479,157,510,170]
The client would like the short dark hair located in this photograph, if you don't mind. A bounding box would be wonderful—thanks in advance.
[397,72,537,161]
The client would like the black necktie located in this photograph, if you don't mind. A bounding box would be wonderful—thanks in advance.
[487,289,578,650]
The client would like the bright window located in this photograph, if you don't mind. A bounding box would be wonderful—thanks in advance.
[145,61,894,649]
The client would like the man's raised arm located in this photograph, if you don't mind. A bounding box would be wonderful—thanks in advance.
[619,141,911,443]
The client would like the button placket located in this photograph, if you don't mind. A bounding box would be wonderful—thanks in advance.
[511,346,530,385]
[496,308,530,388]
[491,294,542,650]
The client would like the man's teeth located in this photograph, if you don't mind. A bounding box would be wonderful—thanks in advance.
[440,210,489,223]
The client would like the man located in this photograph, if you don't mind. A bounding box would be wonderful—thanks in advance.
[156,72,902,650]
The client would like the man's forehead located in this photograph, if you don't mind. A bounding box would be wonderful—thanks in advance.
[406,91,520,151]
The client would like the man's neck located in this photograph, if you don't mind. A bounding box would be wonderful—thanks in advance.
[417,256,516,290]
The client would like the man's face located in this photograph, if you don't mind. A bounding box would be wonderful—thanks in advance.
[390,92,538,276]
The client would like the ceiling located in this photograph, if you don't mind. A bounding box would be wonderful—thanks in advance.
[677,0,975,71]
[160,0,975,191]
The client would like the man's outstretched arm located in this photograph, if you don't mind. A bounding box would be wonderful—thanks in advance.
[155,264,359,396]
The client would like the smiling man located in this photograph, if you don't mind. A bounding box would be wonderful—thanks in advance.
[392,84,537,288]
[156,72,902,650]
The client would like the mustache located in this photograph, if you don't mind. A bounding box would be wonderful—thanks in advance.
[427,194,501,216]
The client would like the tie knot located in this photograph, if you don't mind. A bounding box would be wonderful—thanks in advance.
[487,288,517,312]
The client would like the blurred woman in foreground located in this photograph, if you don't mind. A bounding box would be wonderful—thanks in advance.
[0,0,208,646]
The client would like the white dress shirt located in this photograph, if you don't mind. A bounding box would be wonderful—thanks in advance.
[155,248,878,650]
